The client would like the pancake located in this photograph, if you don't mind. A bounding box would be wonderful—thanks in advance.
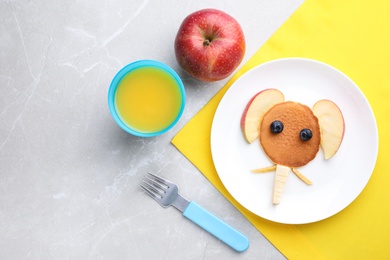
[259,101,321,168]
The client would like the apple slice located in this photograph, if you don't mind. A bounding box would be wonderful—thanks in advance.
[241,89,284,143]
[312,99,345,160]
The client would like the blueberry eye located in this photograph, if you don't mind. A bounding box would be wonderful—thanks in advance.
[270,120,284,134]
[300,128,312,141]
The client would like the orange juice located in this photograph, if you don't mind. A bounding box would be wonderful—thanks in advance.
[114,66,183,133]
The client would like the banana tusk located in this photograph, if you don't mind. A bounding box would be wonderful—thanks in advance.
[273,165,291,205]
[292,168,312,185]
[251,165,276,173]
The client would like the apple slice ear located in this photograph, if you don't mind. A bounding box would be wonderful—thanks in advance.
[241,89,284,143]
[312,100,345,160]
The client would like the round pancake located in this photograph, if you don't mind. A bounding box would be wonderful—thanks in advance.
[259,101,321,168]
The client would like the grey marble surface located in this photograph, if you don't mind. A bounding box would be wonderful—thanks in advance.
[0,0,303,259]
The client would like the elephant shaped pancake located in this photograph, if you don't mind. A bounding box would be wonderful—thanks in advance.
[241,89,345,204]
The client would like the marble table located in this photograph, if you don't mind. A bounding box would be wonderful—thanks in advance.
[1,1,303,259]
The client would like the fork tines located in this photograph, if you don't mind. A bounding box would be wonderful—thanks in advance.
[140,173,169,200]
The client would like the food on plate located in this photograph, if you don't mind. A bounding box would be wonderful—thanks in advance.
[242,89,345,204]
[174,9,246,82]
[260,101,321,168]
[272,165,291,205]
[312,99,345,160]
[241,89,284,143]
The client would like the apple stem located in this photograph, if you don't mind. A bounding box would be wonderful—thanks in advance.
[203,39,211,46]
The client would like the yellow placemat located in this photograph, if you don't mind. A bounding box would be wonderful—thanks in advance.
[172,0,390,259]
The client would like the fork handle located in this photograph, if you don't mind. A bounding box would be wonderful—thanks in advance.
[183,201,249,252]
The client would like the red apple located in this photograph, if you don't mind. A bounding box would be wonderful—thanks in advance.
[241,89,284,143]
[174,9,246,82]
[312,99,345,159]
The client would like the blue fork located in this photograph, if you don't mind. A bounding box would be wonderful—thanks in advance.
[140,172,249,252]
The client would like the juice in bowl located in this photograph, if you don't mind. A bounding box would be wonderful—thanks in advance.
[108,60,185,137]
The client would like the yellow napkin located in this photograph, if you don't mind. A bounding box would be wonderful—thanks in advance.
[172,0,390,258]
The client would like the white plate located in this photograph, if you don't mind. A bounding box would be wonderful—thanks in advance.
[210,58,378,224]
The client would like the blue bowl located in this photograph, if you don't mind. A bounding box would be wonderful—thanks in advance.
[108,60,185,137]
